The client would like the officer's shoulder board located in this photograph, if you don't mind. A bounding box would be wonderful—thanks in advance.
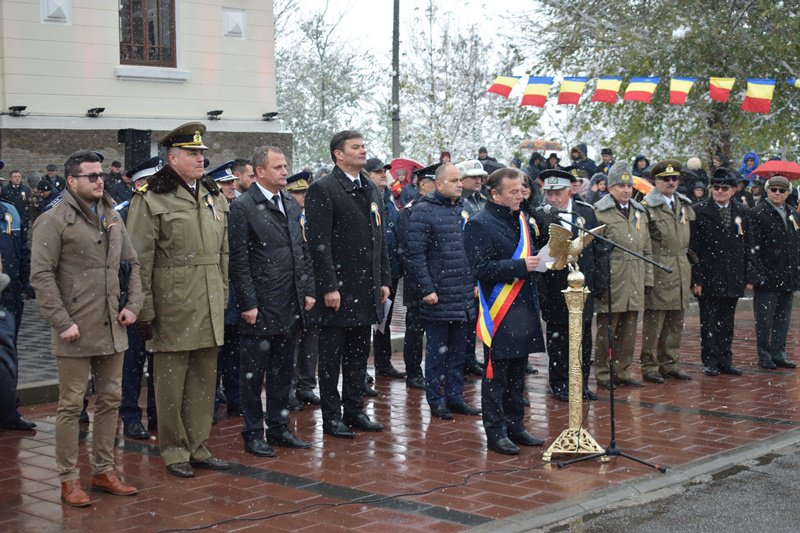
[574,199,595,210]
[134,183,149,194]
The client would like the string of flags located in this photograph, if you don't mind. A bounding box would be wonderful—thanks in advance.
[488,75,799,114]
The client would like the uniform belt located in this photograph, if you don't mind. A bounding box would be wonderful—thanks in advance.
[154,255,219,267]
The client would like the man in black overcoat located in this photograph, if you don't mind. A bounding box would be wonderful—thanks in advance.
[533,169,607,401]
[229,146,316,456]
[690,168,755,375]
[750,175,800,370]
[305,130,391,438]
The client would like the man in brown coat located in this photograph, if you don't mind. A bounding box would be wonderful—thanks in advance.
[31,150,143,507]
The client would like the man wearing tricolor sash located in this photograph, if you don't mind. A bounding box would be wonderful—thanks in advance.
[464,168,546,456]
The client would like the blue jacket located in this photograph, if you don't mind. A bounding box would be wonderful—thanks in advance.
[464,201,545,359]
[739,151,761,181]
[382,188,402,282]
[406,190,475,322]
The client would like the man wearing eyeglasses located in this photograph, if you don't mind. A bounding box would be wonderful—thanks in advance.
[639,160,695,383]
[31,150,143,506]
[690,168,755,376]
[750,175,800,370]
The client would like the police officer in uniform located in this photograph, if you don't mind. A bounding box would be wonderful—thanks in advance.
[127,123,230,477]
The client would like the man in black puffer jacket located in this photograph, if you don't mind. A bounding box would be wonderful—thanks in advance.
[406,164,480,420]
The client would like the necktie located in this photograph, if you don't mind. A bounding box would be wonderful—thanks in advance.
[620,205,629,219]
[272,195,283,215]
[719,205,731,227]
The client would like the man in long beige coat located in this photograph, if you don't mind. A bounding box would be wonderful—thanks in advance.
[639,160,695,383]
[593,162,653,387]
[127,123,230,478]
[31,150,143,507]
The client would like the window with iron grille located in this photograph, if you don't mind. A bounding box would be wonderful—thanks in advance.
[119,0,176,67]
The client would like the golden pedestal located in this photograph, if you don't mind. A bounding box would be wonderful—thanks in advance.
[542,268,604,462]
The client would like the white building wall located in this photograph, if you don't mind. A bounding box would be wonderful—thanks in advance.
[0,0,277,121]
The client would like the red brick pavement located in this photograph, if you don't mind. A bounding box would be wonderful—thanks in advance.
[2,306,800,532]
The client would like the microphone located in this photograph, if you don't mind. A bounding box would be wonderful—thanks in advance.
[534,204,568,214]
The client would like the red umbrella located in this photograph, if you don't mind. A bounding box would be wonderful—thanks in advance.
[751,160,800,180]
[389,158,423,185]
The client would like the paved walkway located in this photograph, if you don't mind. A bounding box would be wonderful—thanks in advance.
[3,299,800,531]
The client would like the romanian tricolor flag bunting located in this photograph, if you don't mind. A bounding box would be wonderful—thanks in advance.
[557,76,589,105]
[592,76,623,103]
[669,77,696,105]
[521,76,553,107]
[741,78,776,114]
[623,77,660,103]
[787,78,800,88]
[487,76,521,98]
[709,77,736,102]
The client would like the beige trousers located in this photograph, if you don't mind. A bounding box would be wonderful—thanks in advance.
[154,347,217,466]
[593,311,639,382]
[640,309,685,373]
[56,353,123,482]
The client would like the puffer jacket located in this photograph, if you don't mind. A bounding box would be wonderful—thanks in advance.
[405,190,475,322]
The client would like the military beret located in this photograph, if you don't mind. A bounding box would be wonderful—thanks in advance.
[651,159,682,180]
[607,161,634,187]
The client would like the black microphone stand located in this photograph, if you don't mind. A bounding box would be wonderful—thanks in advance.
[545,212,670,473]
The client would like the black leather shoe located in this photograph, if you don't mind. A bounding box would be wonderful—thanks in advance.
[268,430,311,449]
[719,365,744,375]
[553,390,569,402]
[296,390,321,405]
[489,437,520,455]
[643,371,665,384]
[244,438,276,457]
[509,430,544,447]
[774,359,797,369]
[167,462,194,478]
[366,373,375,384]
[363,384,378,397]
[226,406,243,417]
[344,413,384,432]
[377,367,406,379]
[191,457,230,470]
[147,420,158,431]
[465,362,484,377]
[4,416,37,431]
[123,421,150,440]
[430,405,453,420]
[525,364,539,374]
[446,402,481,415]
[79,409,90,424]
[323,420,355,438]
[663,368,692,380]
[286,396,305,411]
[406,376,426,389]
[583,389,599,401]
[703,366,720,376]
[759,359,778,369]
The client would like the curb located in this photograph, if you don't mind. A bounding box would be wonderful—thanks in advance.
[467,427,800,532]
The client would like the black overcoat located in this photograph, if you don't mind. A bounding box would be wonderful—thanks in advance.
[228,185,314,336]
[305,166,391,327]
[750,201,800,292]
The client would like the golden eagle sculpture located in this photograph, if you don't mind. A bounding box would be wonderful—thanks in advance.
[546,224,605,271]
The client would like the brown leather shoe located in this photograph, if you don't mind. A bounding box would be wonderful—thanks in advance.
[91,471,138,496]
[662,368,692,380]
[616,377,644,387]
[61,480,92,507]
[643,371,665,384]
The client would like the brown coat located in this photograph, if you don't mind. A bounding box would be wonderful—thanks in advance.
[30,189,142,357]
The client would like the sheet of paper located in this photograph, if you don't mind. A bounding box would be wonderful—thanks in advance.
[376,298,392,333]
[535,245,552,272]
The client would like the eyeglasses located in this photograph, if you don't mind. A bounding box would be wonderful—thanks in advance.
[712,185,732,191]
[657,176,679,182]
[769,187,788,194]
[72,173,104,183]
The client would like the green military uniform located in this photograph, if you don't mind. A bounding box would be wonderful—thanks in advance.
[593,163,653,384]
[639,161,695,379]
[127,123,229,468]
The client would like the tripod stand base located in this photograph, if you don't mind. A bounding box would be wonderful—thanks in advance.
[542,427,605,462]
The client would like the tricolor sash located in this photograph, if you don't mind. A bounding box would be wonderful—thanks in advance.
[476,212,532,348]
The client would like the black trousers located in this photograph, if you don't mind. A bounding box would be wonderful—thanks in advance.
[119,324,156,426]
[215,324,241,413]
[546,320,592,395]
[698,296,738,369]
[293,324,319,394]
[464,312,480,367]
[403,304,424,379]
[754,290,795,363]
[318,325,371,422]
[481,355,527,443]
[239,331,298,441]
[372,282,397,372]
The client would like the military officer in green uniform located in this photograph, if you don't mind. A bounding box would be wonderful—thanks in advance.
[127,122,230,478]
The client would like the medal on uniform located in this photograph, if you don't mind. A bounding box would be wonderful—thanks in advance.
[680,206,686,224]
[790,214,799,231]
[734,215,743,236]
[370,202,381,226]
[205,194,220,221]
[634,210,641,230]
[3,212,11,235]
